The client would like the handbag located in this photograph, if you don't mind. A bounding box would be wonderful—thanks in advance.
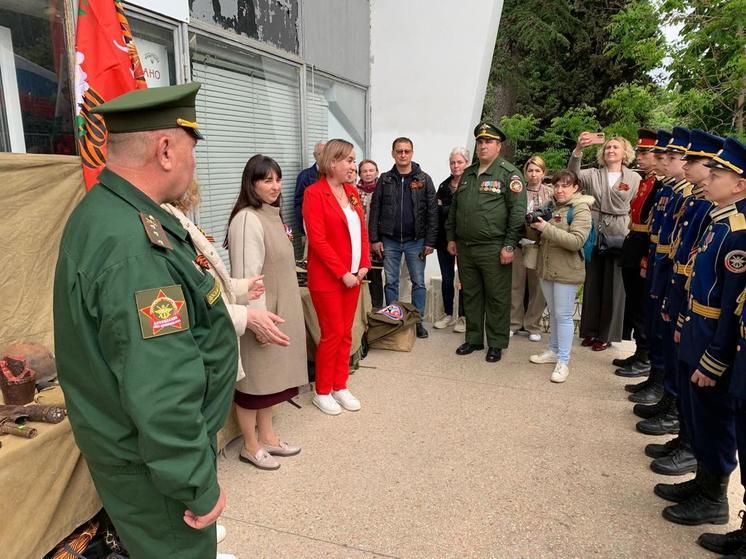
[598,232,625,254]
[522,244,538,269]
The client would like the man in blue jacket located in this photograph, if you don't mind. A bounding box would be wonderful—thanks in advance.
[294,140,326,244]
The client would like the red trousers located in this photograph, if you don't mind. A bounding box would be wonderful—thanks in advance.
[310,286,360,395]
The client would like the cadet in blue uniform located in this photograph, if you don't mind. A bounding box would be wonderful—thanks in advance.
[655,137,746,527]
[635,128,693,438]
[54,83,236,558]
[646,130,723,476]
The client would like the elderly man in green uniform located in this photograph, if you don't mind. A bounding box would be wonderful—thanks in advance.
[53,83,234,558]
[446,122,527,362]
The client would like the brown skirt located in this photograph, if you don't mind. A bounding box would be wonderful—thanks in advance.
[233,386,299,410]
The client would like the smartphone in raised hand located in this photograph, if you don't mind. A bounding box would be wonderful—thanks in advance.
[589,132,606,145]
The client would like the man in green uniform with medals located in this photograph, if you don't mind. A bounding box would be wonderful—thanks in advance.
[446,122,527,362]
[53,82,235,558]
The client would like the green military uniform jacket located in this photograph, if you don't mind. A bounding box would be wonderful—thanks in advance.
[53,168,237,516]
[445,156,527,247]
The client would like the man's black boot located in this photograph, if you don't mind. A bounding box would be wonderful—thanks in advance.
[698,510,746,555]
[721,542,746,558]
[645,435,681,459]
[634,389,673,418]
[628,368,664,403]
[654,467,701,502]
[625,375,654,393]
[615,359,652,377]
[636,396,679,436]
[416,323,429,338]
[651,441,697,475]
[614,350,649,369]
[456,343,483,355]
[662,468,730,525]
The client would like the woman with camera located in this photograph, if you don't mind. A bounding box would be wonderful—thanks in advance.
[569,132,640,351]
[510,156,553,341]
[527,169,595,382]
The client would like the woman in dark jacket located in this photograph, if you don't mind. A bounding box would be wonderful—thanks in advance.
[433,147,469,332]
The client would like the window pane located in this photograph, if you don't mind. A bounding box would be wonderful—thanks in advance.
[0,0,75,154]
[307,69,366,162]
[190,33,302,263]
[129,18,178,87]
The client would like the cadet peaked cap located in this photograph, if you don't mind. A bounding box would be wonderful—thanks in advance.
[474,122,506,142]
[91,82,204,139]
[706,137,746,178]
[636,128,658,151]
[654,130,673,152]
[682,129,724,161]
[666,126,690,153]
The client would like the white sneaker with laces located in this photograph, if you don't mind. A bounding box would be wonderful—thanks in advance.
[529,350,558,364]
[528,333,542,342]
[313,393,342,415]
[332,388,361,411]
[551,362,570,383]
[453,316,466,333]
[216,524,227,544]
[434,315,454,329]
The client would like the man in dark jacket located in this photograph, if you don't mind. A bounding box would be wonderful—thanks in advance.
[368,137,438,338]
[293,140,326,241]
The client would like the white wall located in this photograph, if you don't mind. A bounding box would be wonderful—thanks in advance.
[369,0,504,277]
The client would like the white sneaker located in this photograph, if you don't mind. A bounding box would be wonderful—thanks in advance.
[453,316,466,333]
[313,394,342,415]
[528,333,542,342]
[332,389,361,411]
[434,315,454,329]
[509,330,514,338]
[216,524,227,544]
[529,350,558,364]
[550,362,570,383]
[217,555,237,559]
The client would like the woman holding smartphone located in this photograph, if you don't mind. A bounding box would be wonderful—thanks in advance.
[527,170,594,382]
[303,139,370,415]
[569,132,640,351]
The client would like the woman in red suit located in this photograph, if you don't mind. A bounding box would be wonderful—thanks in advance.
[303,139,370,415]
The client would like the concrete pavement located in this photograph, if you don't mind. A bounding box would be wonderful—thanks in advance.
[216,326,741,558]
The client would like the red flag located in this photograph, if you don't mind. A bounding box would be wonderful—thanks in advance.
[75,0,147,189]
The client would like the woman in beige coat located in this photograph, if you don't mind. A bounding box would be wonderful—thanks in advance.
[569,133,641,350]
[527,169,595,383]
[226,155,307,471]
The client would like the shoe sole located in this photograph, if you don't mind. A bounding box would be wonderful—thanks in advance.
[266,448,302,457]
[333,400,361,411]
[628,394,662,404]
[530,358,557,364]
[312,399,342,415]
[238,454,280,470]
[661,509,729,526]
[650,462,697,476]
[615,369,651,377]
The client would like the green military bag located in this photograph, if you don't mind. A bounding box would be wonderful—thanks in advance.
[366,302,420,352]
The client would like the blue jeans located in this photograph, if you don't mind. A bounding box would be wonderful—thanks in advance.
[382,237,426,318]
[540,280,578,365]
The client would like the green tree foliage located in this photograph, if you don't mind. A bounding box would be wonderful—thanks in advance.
[483,0,746,170]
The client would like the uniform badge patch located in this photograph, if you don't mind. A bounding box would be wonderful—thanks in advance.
[725,250,746,273]
[509,175,523,193]
[205,278,221,306]
[136,285,189,339]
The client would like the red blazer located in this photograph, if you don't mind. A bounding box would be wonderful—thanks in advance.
[303,176,371,292]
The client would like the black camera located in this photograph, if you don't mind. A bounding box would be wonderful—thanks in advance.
[526,206,553,224]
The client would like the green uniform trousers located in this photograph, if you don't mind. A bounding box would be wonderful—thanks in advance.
[88,462,216,559]
[458,242,512,348]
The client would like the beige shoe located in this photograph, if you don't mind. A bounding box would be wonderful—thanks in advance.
[434,315,454,329]
[529,350,558,364]
[453,316,466,333]
[239,447,280,470]
[264,440,301,457]
[551,362,570,383]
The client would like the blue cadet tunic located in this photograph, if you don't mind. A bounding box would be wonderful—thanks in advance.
[677,199,746,477]
[54,168,237,558]
[731,288,746,492]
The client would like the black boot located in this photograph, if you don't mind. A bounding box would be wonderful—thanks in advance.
[634,389,673,418]
[722,542,746,558]
[645,435,681,459]
[650,441,697,475]
[625,376,654,393]
[654,470,701,503]
[628,368,664,403]
[615,359,652,377]
[662,468,730,525]
[698,510,746,555]
[613,354,641,368]
[636,396,679,436]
